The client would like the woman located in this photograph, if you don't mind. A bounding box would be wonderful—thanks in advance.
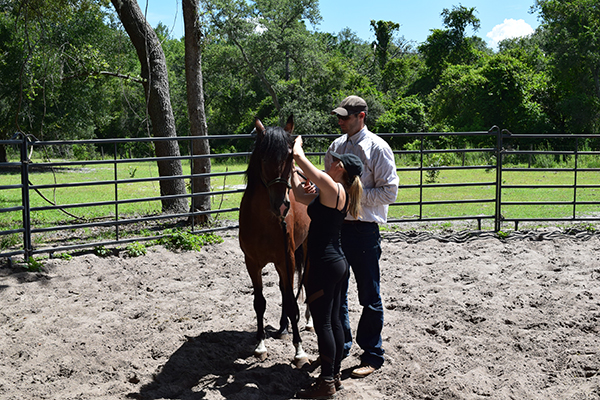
[291,135,363,399]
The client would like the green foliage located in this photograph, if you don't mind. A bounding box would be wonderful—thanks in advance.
[26,257,44,272]
[382,54,424,96]
[429,51,554,133]
[72,144,99,161]
[201,0,323,128]
[374,95,428,135]
[580,223,596,233]
[94,245,112,257]
[0,0,597,173]
[124,241,147,257]
[0,233,19,250]
[424,153,454,184]
[158,229,223,252]
[54,252,72,260]
[424,165,440,184]
[534,0,600,133]
[497,230,510,239]
[128,166,137,178]
[419,5,482,82]
[2,1,139,143]
[370,20,401,91]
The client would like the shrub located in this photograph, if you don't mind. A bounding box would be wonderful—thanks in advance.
[158,229,223,251]
[125,242,147,257]
[94,245,112,257]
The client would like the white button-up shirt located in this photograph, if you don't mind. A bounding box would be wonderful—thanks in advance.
[325,126,399,224]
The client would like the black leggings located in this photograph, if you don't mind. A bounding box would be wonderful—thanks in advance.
[307,257,349,378]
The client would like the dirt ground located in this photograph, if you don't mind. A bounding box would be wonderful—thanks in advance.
[1,227,600,400]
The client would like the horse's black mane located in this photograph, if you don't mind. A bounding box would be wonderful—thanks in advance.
[245,126,293,187]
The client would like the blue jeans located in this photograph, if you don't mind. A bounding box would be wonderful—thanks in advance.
[340,222,384,368]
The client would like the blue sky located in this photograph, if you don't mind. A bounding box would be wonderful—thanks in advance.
[140,0,540,49]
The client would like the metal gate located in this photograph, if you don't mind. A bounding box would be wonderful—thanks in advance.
[2,128,600,260]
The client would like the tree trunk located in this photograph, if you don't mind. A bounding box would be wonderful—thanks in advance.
[110,0,188,214]
[183,0,211,225]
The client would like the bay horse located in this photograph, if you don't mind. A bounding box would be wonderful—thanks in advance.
[239,116,311,366]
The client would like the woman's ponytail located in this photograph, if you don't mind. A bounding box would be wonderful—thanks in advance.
[346,174,363,219]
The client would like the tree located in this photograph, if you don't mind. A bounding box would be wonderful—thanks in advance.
[110,0,188,213]
[372,94,428,139]
[0,0,135,160]
[429,53,552,134]
[183,0,211,223]
[419,5,482,84]
[370,21,399,77]
[0,11,24,162]
[534,0,600,132]
[201,0,321,124]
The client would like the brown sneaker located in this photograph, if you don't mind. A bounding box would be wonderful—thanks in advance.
[296,377,336,399]
[351,363,377,378]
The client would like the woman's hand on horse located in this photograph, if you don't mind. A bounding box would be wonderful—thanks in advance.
[293,136,305,158]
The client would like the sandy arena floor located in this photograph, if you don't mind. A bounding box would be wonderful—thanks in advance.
[1,228,599,399]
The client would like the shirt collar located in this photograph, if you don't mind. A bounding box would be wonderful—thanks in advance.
[347,125,367,145]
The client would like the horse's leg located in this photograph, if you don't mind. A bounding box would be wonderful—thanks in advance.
[275,280,290,338]
[288,236,310,366]
[253,287,268,360]
[281,286,308,367]
[276,259,308,367]
[246,259,268,360]
[305,306,314,332]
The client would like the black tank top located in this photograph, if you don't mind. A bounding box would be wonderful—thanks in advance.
[307,184,349,264]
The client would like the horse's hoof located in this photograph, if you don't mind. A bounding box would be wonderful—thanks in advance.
[254,351,268,361]
[293,356,310,369]
[254,340,267,361]
[304,325,314,332]
[275,328,290,340]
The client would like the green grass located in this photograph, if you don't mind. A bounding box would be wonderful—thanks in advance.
[390,166,600,222]
[0,158,245,250]
[0,159,246,229]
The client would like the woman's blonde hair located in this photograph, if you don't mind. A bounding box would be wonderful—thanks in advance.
[342,169,363,219]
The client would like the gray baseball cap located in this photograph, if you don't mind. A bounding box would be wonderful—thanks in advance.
[331,95,368,117]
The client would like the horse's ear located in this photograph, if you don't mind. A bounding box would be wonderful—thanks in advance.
[255,118,266,140]
[284,115,294,134]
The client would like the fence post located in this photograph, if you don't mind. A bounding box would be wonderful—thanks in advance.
[573,138,579,219]
[493,127,503,232]
[114,142,119,241]
[20,134,32,259]
[190,137,195,232]
[419,135,424,220]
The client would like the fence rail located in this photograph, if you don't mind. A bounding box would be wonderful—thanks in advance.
[2,128,600,260]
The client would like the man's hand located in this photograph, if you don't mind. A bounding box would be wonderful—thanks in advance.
[303,178,316,194]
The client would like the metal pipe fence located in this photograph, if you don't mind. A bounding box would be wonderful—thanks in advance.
[2,128,600,260]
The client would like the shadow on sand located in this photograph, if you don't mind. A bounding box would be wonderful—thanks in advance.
[129,329,310,400]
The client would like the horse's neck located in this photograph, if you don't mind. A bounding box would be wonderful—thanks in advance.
[244,178,266,196]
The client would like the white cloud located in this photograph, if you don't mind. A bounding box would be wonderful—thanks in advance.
[486,19,534,49]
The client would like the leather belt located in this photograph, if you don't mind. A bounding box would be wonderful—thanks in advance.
[343,220,376,225]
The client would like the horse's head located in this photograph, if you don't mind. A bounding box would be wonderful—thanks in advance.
[252,116,295,219]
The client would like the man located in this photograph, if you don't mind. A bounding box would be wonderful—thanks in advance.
[325,95,399,378]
